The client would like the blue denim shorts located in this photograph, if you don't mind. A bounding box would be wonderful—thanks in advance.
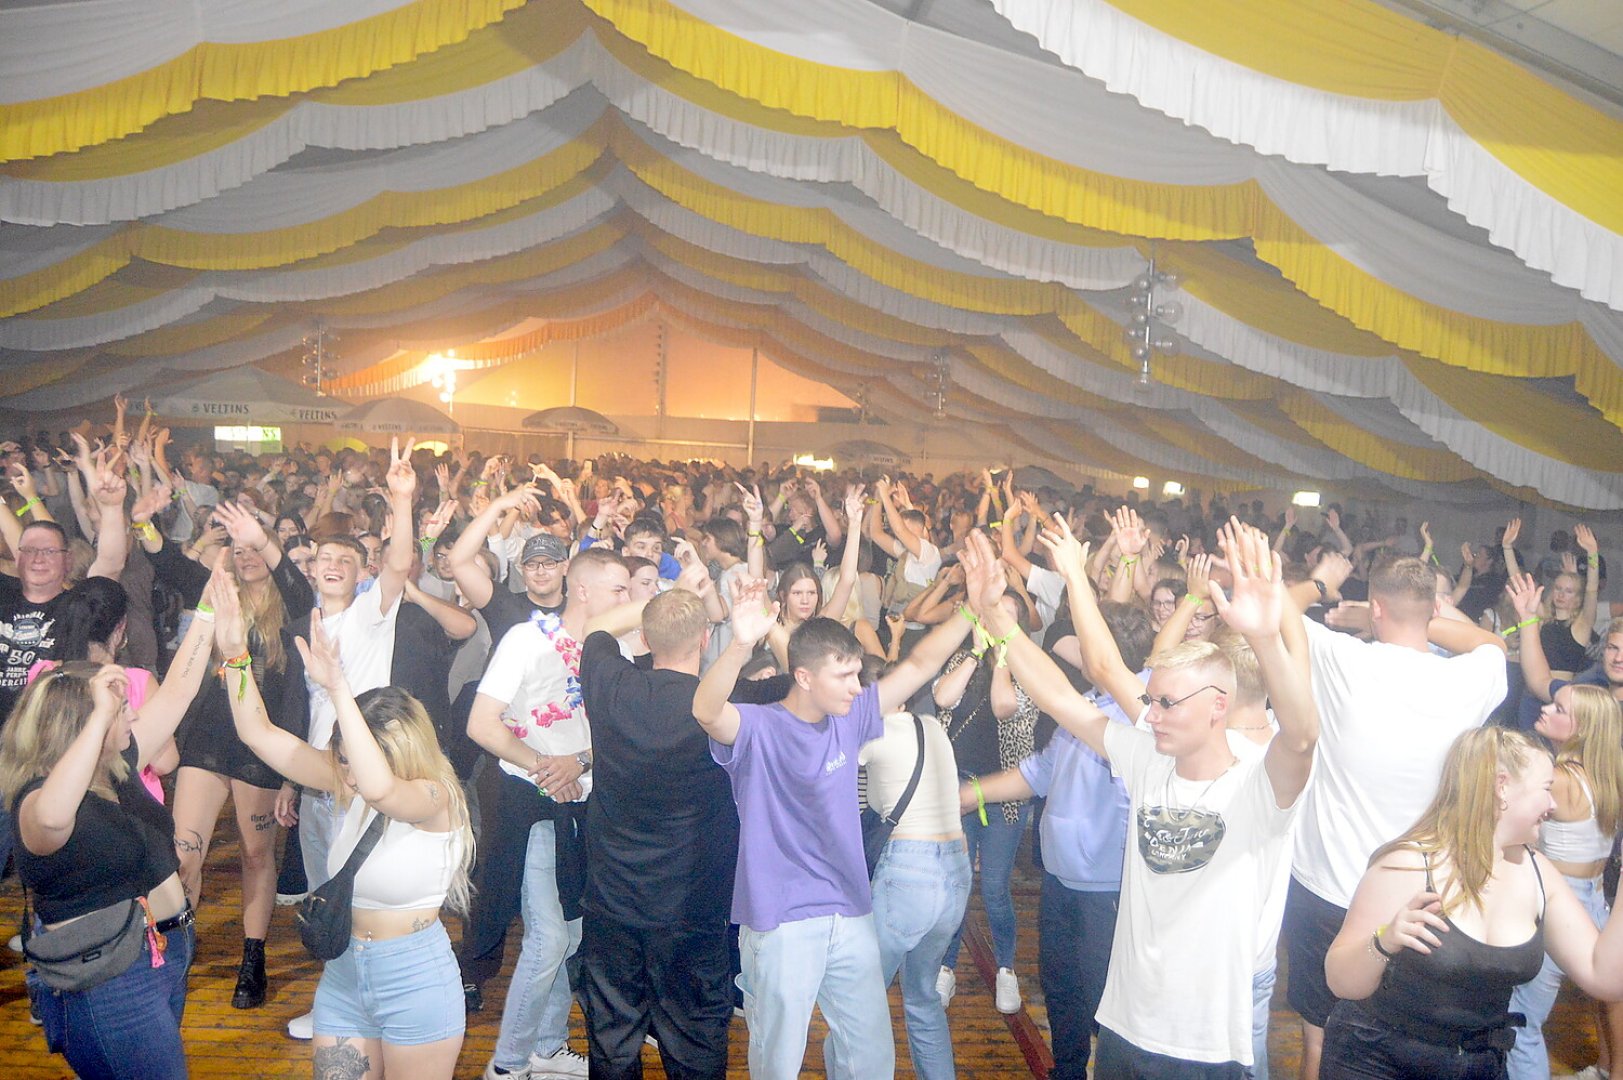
[314,920,465,1045]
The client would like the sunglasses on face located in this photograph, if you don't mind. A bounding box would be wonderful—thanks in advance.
[1139,685,1226,711]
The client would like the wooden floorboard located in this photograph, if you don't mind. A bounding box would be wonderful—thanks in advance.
[0,818,1602,1077]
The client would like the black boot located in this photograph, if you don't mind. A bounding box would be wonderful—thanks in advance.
[232,938,267,1009]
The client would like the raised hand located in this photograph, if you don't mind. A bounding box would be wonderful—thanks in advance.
[385,436,417,499]
[422,499,458,541]
[810,539,828,566]
[8,463,36,501]
[88,664,129,722]
[1186,553,1214,603]
[1036,514,1089,583]
[1325,507,1340,531]
[214,500,271,553]
[1505,573,1542,620]
[842,484,866,524]
[1313,550,1354,596]
[434,463,451,494]
[1460,541,1474,566]
[675,558,713,599]
[734,482,764,524]
[294,608,347,695]
[1109,506,1148,557]
[1209,519,1281,638]
[803,477,822,501]
[1283,505,1297,531]
[1175,535,1190,567]
[1503,517,1522,549]
[1561,552,1579,575]
[493,483,542,516]
[131,481,172,525]
[728,577,779,647]
[959,530,1008,617]
[1324,601,1373,636]
[1419,521,1433,548]
[89,453,127,507]
[1575,523,1599,556]
[210,559,249,658]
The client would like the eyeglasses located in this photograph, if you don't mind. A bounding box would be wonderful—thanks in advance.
[1139,685,1226,710]
[17,547,67,560]
[524,559,562,571]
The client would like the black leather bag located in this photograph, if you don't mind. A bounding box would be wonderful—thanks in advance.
[297,811,387,961]
[23,894,146,992]
[859,716,925,878]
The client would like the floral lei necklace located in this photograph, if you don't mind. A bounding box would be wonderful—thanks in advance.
[504,611,583,740]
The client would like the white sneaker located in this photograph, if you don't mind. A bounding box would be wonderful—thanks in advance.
[7,933,21,954]
[286,1011,313,1040]
[1556,1067,1609,1080]
[529,1046,588,1079]
[274,892,307,907]
[482,1062,531,1080]
[935,966,956,1007]
[995,967,1021,1014]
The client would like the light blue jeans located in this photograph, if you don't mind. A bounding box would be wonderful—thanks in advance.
[943,804,1030,970]
[739,912,895,1080]
[1246,958,1277,1080]
[315,920,464,1044]
[492,820,582,1071]
[298,789,342,891]
[1508,872,1609,1080]
[872,838,972,1080]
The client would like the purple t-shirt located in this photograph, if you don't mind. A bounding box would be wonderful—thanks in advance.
[710,683,884,932]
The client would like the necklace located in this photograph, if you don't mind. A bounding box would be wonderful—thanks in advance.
[1162,757,1238,820]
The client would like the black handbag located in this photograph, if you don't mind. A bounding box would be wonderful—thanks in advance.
[22,890,147,993]
[297,811,387,961]
[860,716,926,878]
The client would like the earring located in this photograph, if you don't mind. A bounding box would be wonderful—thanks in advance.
[1499,798,1508,812]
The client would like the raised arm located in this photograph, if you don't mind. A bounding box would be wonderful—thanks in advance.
[1508,574,1556,701]
[877,477,925,559]
[449,483,539,610]
[302,614,446,824]
[1041,515,1147,711]
[85,453,128,581]
[17,667,127,857]
[376,437,416,614]
[806,477,843,547]
[817,485,866,621]
[739,483,767,580]
[876,585,974,712]
[1105,507,1148,604]
[693,577,778,746]
[1501,516,1524,579]
[211,583,332,792]
[1153,553,1213,660]
[1574,524,1602,643]
[1210,519,1318,807]
[958,530,1112,758]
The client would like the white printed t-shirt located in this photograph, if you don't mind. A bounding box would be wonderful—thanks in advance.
[1292,619,1506,907]
[307,586,401,750]
[477,613,593,799]
[1094,723,1299,1067]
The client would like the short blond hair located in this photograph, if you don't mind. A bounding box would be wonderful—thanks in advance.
[643,589,707,657]
[1208,628,1264,708]
[1147,639,1235,692]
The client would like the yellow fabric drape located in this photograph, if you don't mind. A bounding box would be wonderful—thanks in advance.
[0,0,529,163]
[1106,0,1623,234]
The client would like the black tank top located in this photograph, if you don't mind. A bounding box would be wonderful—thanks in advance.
[1541,619,1593,674]
[1368,848,1546,1038]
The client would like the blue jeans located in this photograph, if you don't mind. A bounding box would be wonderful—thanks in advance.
[739,912,895,1080]
[1246,959,1277,1080]
[299,788,341,890]
[944,804,1030,969]
[1508,872,1609,1080]
[29,919,195,1080]
[493,820,580,1070]
[872,839,971,1080]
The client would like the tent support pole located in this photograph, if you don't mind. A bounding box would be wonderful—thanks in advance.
[568,341,580,461]
[747,348,759,466]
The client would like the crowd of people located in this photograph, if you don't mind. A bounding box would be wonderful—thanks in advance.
[1,410,1622,1080]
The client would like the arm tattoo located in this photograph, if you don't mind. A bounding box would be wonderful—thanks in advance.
[314,1037,371,1080]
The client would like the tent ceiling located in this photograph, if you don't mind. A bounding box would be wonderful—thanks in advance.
[0,0,1620,508]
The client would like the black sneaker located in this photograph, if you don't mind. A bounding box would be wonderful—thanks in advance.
[464,982,483,1013]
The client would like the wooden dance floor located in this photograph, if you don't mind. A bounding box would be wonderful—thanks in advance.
[0,828,1603,1077]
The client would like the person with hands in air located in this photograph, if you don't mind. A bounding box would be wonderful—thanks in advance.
[0,562,222,1080]
[956,518,1318,1076]
[1321,723,1623,1079]
[212,567,472,1080]
[691,566,976,1080]
[448,482,564,646]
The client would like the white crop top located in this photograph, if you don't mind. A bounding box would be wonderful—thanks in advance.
[859,712,963,837]
[328,799,466,912]
[1540,772,1616,864]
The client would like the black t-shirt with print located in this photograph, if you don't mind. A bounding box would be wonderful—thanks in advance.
[0,576,62,723]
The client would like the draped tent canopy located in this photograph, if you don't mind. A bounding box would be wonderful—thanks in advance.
[1,0,1621,507]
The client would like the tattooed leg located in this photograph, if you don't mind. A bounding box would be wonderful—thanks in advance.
[313,1036,373,1080]
[171,767,230,905]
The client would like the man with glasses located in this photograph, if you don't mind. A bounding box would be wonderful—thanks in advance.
[958,520,1318,1076]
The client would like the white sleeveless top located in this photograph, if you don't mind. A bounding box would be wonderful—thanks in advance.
[1541,771,1616,864]
[328,798,465,912]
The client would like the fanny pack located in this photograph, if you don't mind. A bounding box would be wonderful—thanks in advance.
[297,811,387,961]
[23,891,157,993]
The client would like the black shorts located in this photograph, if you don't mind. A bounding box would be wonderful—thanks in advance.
[1282,876,1348,1028]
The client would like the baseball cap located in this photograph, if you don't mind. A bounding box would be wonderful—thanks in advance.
[521,534,570,566]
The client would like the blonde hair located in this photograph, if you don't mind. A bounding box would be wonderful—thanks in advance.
[330,688,475,914]
[0,662,130,807]
[1541,571,1584,621]
[1373,727,1548,915]
[642,589,707,657]
[1557,685,1623,836]
[1208,627,1264,708]
[820,567,863,628]
[230,572,287,674]
[1147,640,1236,691]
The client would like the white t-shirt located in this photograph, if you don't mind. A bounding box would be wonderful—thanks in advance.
[701,561,751,672]
[307,587,401,750]
[1292,619,1506,907]
[1095,724,1299,1067]
[859,712,962,837]
[1025,564,1068,632]
[476,614,592,798]
[167,478,221,541]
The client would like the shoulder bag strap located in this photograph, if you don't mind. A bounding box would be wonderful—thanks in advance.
[885,716,928,826]
[334,810,389,878]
